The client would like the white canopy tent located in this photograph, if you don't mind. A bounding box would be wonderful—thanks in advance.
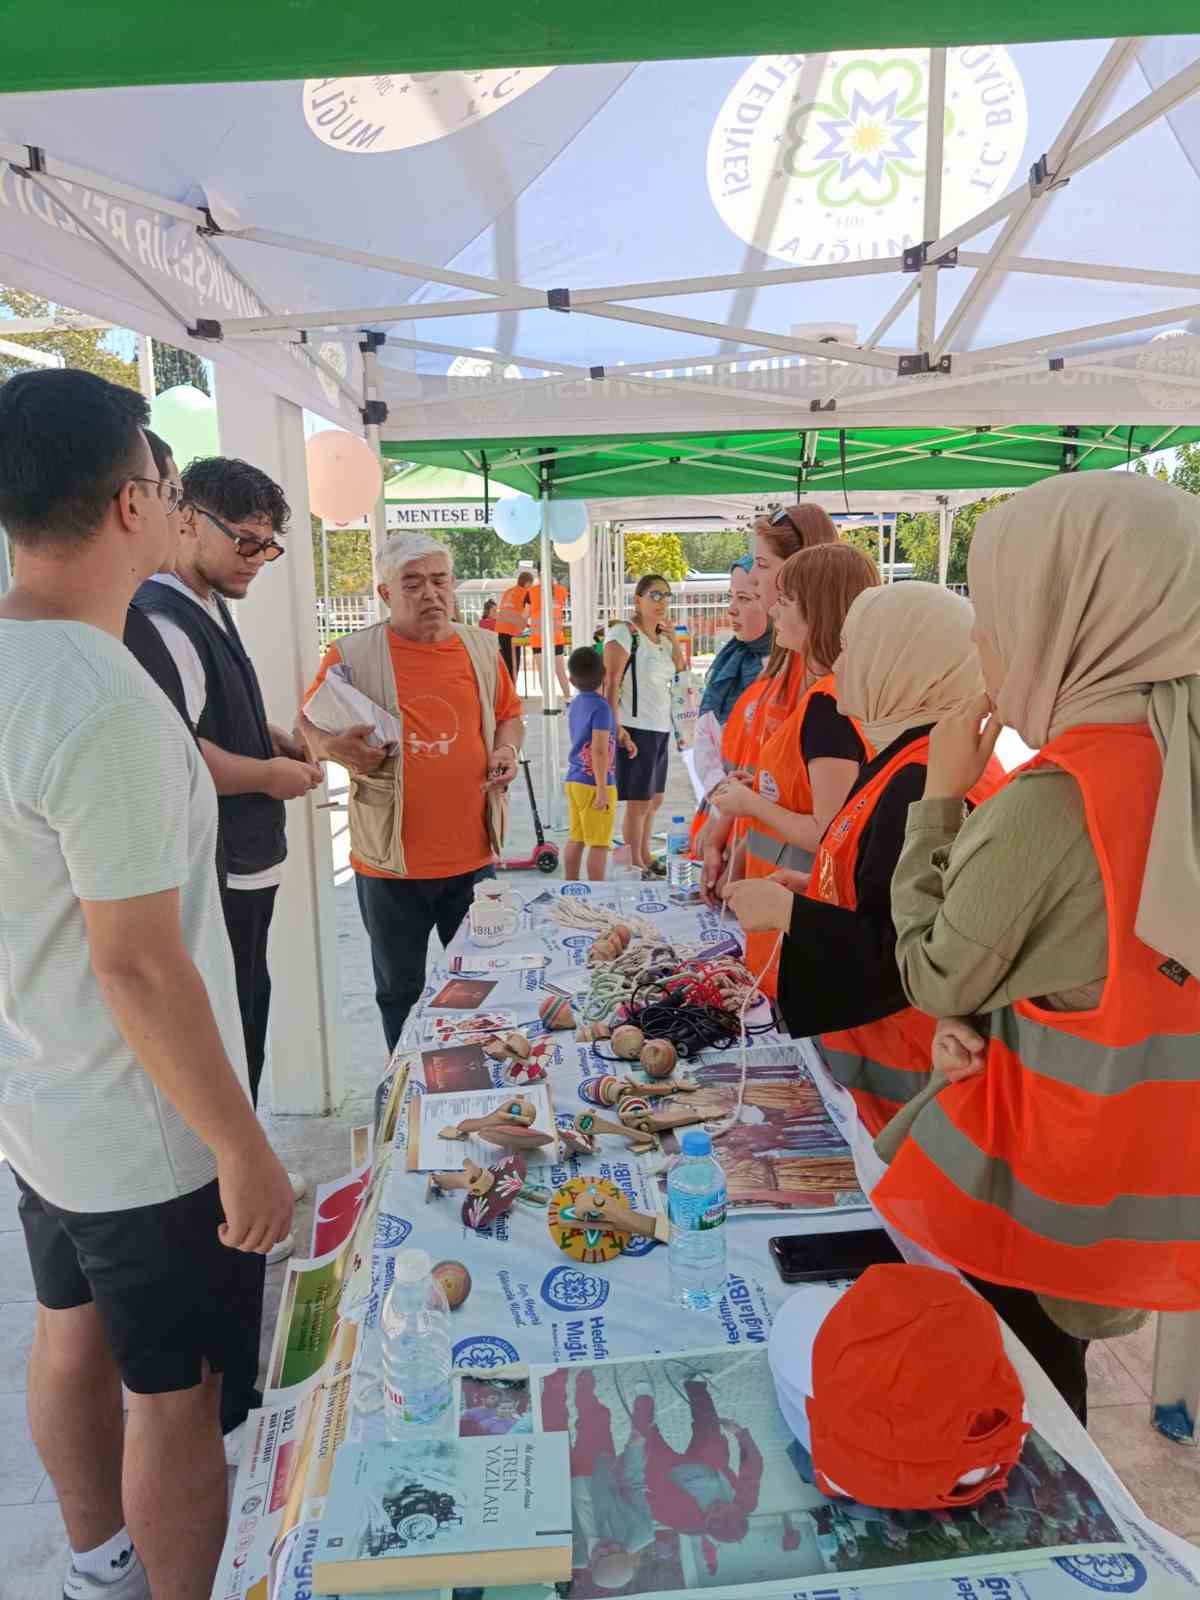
[2,34,1199,1119]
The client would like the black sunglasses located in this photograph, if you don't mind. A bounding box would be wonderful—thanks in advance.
[199,508,284,562]
[769,507,796,529]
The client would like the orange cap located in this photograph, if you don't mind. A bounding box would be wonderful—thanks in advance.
[805,1265,1028,1510]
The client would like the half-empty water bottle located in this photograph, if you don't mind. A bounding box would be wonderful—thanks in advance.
[380,1247,453,1439]
[667,812,693,894]
[667,1129,728,1309]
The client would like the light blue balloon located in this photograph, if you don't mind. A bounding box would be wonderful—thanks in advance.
[547,499,589,542]
[493,494,541,545]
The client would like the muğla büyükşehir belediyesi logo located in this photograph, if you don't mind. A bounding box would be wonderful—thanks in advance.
[708,48,1028,266]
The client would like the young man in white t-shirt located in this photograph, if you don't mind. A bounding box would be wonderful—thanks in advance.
[0,370,293,1600]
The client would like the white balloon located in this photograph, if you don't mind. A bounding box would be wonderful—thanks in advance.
[552,531,590,562]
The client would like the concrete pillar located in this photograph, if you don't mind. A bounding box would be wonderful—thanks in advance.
[214,373,347,1116]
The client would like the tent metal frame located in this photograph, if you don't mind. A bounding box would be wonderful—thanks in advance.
[4,37,1200,420]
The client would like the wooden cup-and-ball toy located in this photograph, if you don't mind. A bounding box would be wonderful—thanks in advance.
[578,1073,696,1108]
[432,1259,472,1310]
[548,1176,668,1263]
[639,1038,678,1079]
[538,995,576,1032]
[617,1096,709,1137]
[611,1024,644,1060]
[439,1097,554,1153]
[574,1108,658,1155]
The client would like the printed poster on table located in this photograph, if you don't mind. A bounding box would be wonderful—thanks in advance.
[405,1082,557,1172]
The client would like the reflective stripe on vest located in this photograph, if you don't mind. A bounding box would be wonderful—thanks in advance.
[873,724,1200,1310]
[821,1041,933,1109]
[744,827,814,875]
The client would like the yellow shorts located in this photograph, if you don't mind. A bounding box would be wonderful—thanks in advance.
[566,781,618,847]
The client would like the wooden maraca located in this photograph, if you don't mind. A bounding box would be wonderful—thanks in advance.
[439,1097,554,1153]
[573,1109,658,1155]
[548,1176,668,1263]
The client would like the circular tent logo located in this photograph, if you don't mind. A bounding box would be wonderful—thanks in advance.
[1135,328,1200,413]
[707,48,1027,266]
[304,70,553,154]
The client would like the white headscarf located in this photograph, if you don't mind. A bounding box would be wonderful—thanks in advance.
[969,473,1200,975]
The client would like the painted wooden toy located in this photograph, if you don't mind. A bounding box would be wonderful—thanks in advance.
[639,1039,678,1078]
[548,1176,668,1263]
[611,1024,645,1060]
[557,1124,596,1158]
[426,1153,542,1232]
[505,1057,548,1086]
[431,1260,472,1310]
[579,1073,697,1108]
[616,1096,710,1137]
[538,995,576,1032]
[438,1097,554,1152]
[574,1109,658,1155]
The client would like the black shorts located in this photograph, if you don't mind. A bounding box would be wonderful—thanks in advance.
[532,643,565,656]
[13,1170,264,1395]
[617,726,670,801]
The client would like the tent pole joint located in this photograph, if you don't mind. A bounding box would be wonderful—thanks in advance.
[358,331,387,354]
[590,365,606,380]
[1028,154,1069,199]
[23,145,45,174]
[809,398,837,413]
[361,399,388,426]
[897,352,952,377]
[903,242,958,272]
[547,288,571,313]
[190,319,223,342]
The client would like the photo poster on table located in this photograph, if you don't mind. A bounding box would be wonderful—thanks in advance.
[423,1008,520,1046]
[534,1346,1144,1600]
[406,1082,557,1173]
[656,1048,871,1215]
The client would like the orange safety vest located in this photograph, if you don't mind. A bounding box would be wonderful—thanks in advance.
[873,725,1200,1311]
[529,582,566,648]
[810,734,1006,1137]
[495,584,530,636]
[742,676,869,998]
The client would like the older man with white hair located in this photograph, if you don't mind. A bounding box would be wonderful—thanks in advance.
[300,533,523,1049]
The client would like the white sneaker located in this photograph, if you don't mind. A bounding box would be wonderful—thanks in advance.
[288,1172,308,1201]
[267,1231,295,1265]
[64,1551,150,1600]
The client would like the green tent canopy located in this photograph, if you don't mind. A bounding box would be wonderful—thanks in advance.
[384,424,1197,500]
[5,2,1198,93]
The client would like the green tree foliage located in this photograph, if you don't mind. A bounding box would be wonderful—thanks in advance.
[311,520,374,597]
[624,530,688,581]
[679,529,752,575]
[0,287,138,389]
[152,342,210,396]
[310,520,569,596]
[1171,442,1200,495]
[894,495,1011,585]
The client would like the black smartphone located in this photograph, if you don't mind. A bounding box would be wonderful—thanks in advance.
[768,1227,904,1285]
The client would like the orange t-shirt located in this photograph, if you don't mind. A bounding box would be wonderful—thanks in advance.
[305,631,522,880]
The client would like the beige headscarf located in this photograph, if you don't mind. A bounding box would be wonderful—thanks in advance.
[969,472,1200,975]
[837,582,985,754]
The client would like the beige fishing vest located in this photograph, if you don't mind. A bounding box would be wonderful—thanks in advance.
[337,621,507,876]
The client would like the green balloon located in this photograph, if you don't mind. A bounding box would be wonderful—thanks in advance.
[149,385,219,470]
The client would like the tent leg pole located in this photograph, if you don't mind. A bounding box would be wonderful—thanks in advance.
[361,342,386,617]
[876,512,884,574]
[137,334,155,403]
[888,520,897,585]
[538,488,560,835]
[938,501,952,587]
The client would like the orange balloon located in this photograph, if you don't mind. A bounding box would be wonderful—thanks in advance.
[305,428,384,522]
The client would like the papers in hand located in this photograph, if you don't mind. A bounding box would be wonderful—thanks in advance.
[304,663,403,751]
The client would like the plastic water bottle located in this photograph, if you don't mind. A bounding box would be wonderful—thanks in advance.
[667,1129,728,1309]
[667,813,693,894]
[380,1248,454,1439]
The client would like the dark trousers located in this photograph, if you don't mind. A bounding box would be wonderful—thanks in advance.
[223,884,278,1106]
[356,866,495,1052]
[967,1273,1090,1424]
[498,633,516,679]
[219,883,278,1433]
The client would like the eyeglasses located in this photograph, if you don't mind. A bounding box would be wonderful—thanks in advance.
[641,588,670,603]
[126,476,183,514]
[199,508,285,562]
